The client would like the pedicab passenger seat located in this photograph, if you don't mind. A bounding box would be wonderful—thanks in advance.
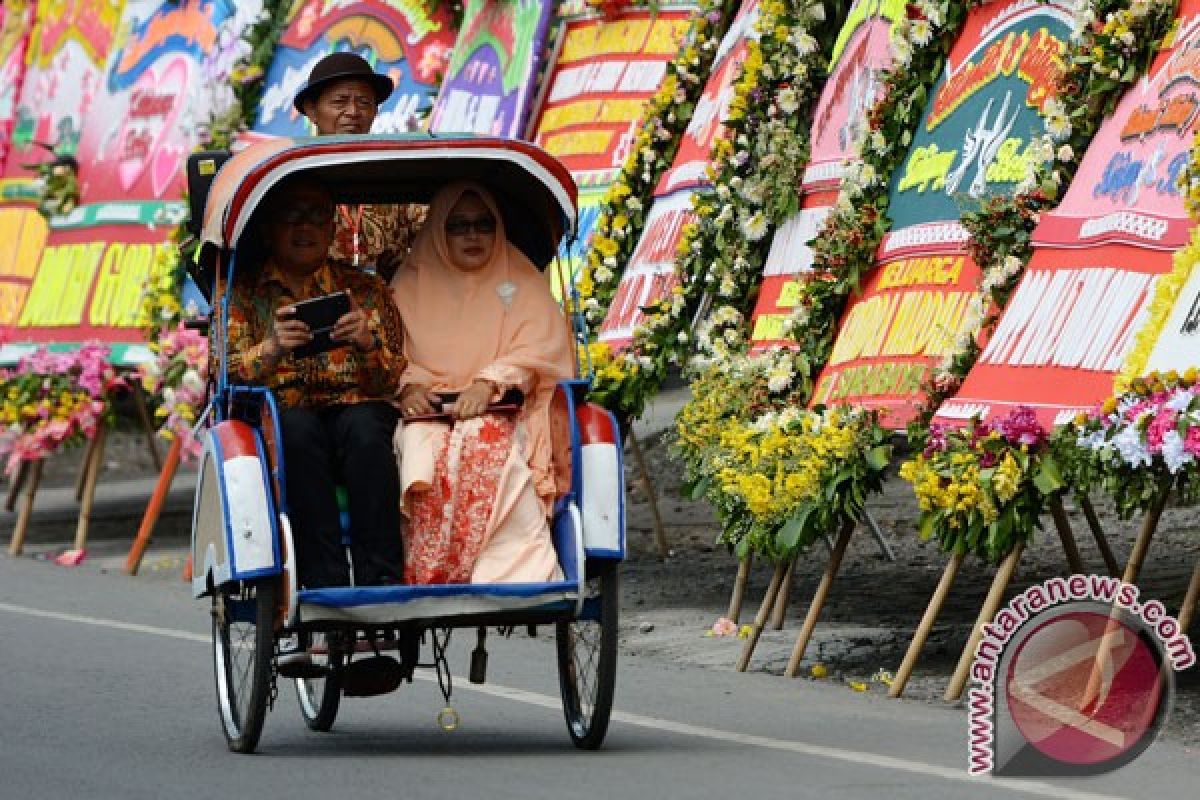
[294,491,586,626]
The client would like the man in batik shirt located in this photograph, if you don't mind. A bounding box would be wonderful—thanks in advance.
[225,174,405,589]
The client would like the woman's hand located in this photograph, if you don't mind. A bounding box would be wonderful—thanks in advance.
[398,383,438,418]
[454,378,496,420]
[332,292,375,351]
[263,306,312,364]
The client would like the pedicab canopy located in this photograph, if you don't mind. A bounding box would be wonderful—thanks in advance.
[197,135,578,277]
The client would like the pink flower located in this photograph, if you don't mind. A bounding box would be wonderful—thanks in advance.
[1183,427,1200,457]
[995,406,1046,448]
[1145,410,1178,454]
[710,617,738,637]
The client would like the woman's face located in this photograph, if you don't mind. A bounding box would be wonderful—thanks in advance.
[444,192,497,271]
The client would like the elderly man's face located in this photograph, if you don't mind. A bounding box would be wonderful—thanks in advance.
[302,78,378,135]
[265,183,335,276]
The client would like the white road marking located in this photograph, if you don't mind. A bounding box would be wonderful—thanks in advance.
[0,601,1129,800]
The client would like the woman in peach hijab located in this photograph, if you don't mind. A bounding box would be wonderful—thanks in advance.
[390,182,575,584]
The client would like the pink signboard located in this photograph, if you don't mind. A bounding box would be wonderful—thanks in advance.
[0,0,125,201]
[0,1,36,174]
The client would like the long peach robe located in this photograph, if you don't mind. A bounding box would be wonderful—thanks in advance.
[390,182,575,584]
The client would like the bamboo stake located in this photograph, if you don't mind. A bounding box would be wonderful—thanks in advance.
[784,522,855,678]
[5,461,29,513]
[1178,560,1200,636]
[735,561,788,673]
[770,555,799,630]
[132,386,163,472]
[72,427,107,553]
[1078,494,1119,577]
[1048,495,1085,574]
[74,433,100,502]
[1081,484,1173,710]
[125,437,183,575]
[944,543,1024,702]
[727,554,753,624]
[889,551,965,699]
[1122,482,1172,585]
[627,431,669,560]
[8,460,43,556]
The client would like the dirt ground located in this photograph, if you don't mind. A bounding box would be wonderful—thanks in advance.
[4,420,1198,749]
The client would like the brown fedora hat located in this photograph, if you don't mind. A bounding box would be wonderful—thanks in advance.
[293,52,394,113]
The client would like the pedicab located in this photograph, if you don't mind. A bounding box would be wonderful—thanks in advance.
[186,135,624,754]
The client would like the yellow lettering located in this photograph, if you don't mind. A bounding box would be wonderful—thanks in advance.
[0,209,48,279]
[985,138,1032,185]
[89,243,155,327]
[0,283,30,326]
[18,243,105,327]
[642,19,690,55]
[751,314,789,341]
[898,144,957,194]
[777,281,804,309]
[543,130,615,157]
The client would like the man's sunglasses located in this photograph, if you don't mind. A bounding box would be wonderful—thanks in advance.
[445,215,497,236]
[272,205,335,225]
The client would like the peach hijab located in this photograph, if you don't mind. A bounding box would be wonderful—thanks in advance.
[390,181,576,507]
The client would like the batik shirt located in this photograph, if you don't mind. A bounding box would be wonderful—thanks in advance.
[331,203,427,282]
[224,260,406,409]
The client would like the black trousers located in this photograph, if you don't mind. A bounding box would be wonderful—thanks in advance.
[278,402,402,588]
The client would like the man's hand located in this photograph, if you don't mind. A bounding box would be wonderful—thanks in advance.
[454,379,495,420]
[263,306,311,363]
[397,383,438,418]
[332,292,374,351]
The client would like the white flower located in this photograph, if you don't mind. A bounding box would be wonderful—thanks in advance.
[1113,426,1152,468]
[741,211,769,241]
[911,19,933,46]
[792,32,818,57]
[1167,388,1193,413]
[777,88,799,115]
[1162,430,1192,473]
[1057,144,1075,163]
[677,331,689,344]
[626,197,643,212]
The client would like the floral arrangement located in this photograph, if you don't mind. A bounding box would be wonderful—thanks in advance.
[588,0,847,419]
[137,322,210,462]
[137,244,190,338]
[23,147,80,219]
[578,0,738,351]
[1053,370,1200,520]
[899,406,1063,563]
[909,0,1178,440]
[711,405,891,559]
[0,344,123,475]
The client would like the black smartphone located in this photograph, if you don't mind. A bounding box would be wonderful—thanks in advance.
[287,291,352,359]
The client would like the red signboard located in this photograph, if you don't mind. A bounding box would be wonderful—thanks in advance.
[529,7,695,187]
[814,0,1073,429]
[935,0,1200,429]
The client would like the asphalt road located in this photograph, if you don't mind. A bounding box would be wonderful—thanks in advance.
[0,554,1194,800]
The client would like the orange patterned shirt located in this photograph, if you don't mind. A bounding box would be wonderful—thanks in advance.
[223,260,406,409]
[331,203,427,282]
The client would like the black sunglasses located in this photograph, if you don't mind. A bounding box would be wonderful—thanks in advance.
[272,205,335,225]
[445,215,497,236]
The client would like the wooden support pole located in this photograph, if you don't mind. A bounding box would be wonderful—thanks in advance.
[8,460,43,556]
[74,433,100,502]
[735,561,788,673]
[770,555,799,630]
[889,551,965,699]
[132,386,163,472]
[1079,494,1119,577]
[1178,560,1200,636]
[944,543,1024,702]
[125,436,183,575]
[784,522,855,678]
[1122,482,1172,585]
[627,431,670,560]
[72,427,107,553]
[5,461,30,513]
[1048,495,1085,574]
[727,554,753,624]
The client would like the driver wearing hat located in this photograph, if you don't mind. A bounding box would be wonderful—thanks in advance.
[295,52,425,281]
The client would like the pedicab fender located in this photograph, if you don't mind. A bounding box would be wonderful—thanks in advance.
[191,420,283,598]
[553,381,626,564]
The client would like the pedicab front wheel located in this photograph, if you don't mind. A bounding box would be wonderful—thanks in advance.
[212,578,277,753]
[296,632,342,731]
[556,563,618,750]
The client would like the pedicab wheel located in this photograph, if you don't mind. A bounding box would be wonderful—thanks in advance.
[296,632,342,731]
[556,563,618,750]
[212,578,277,753]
